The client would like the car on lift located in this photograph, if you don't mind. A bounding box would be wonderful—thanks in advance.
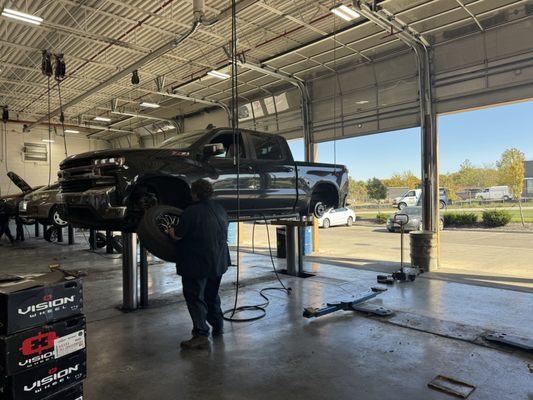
[58,127,349,261]
[386,206,444,232]
[318,207,356,228]
[0,171,42,224]
[18,183,68,228]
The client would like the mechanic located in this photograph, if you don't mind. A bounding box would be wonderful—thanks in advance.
[166,179,231,350]
[15,213,24,242]
[0,199,15,244]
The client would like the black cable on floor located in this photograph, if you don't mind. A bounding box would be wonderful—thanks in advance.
[223,215,291,322]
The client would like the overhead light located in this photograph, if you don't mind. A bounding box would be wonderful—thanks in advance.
[207,70,230,80]
[94,116,111,122]
[160,124,175,131]
[42,139,54,143]
[140,102,160,109]
[330,4,360,21]
[356,100,369,105]
[2,8,43,25]
[64,129,79,134]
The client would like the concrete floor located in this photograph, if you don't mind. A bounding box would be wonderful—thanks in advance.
[241,224,533,291]
[1,233,532,400]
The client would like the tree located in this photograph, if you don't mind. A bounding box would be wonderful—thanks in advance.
[382,173,404,188]
[498,148,525,226]
[402,171,420,189]
[349,178,368,203]
[366,178,387,208]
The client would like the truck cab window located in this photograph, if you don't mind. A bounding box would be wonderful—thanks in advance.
[209,132,246,159]
[250,133,283,160]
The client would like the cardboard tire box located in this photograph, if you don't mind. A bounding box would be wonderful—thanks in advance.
[0,272,83,336]
[42,383,83,400]
[0,316,86,376]
[0,272,86,400]
[0,350,86,400]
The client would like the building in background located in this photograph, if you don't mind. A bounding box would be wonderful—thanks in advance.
[524,160,533,198]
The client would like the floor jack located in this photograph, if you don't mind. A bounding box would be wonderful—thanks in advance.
[377,213,422,285]
[303,287,392,318]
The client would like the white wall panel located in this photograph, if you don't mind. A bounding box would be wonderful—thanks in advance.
[0,122,109,195]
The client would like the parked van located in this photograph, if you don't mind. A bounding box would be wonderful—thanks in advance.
[475,186,512,201]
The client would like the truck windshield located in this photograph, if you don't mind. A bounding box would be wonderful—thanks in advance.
[159,131,206,150]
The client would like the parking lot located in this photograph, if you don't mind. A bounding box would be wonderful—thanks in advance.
[242,224,533,291]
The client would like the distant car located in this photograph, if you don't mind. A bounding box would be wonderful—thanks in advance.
[394,188,448,210]
[19,183,68,228]
[386,206,444,232]
[475,186,512,201]
[318,207,355,228]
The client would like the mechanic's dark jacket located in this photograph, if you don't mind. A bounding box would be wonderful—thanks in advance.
[174,199,231,279]
[0,200,9,223]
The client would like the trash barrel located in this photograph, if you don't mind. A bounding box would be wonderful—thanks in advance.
[410,231,438,272]
[227,222,237,246]
[301,226,313,256]
[276,227,286,258]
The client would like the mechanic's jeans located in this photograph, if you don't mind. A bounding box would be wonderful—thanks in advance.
[182,275,223,337]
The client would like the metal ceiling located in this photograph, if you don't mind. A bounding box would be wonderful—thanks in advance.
[0,0,530,140]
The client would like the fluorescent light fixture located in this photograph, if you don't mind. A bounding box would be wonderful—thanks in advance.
[2,8,43,25]
[160,124,176,131]
[64,129,79,134]
[207,70,230,80]
[41,139,54,143]
[140,102,160,108]
[330,4,360,21]
[94,116,111,122]
[356,100,369,105]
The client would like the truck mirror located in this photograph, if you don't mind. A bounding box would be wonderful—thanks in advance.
[203,143,225,158]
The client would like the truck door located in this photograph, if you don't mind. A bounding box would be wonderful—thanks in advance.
[247,132,297,213]
[205,130,257,213]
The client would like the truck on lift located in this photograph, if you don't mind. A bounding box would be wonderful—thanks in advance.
[57,127,349,260]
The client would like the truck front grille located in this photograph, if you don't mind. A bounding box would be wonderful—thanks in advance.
[59,161,118,193]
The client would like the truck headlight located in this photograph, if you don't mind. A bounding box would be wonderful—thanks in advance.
[93,157,125,167]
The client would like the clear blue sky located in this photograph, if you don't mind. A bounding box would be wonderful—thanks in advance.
[289,101,533,181]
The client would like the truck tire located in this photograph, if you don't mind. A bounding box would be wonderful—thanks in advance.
[112,235,123,253]
[322,218,330,229]
[398,202,407,210]
[313,202,327,218]
[439,200,446,209]
[137,205,183,262]
[44,226,58,242]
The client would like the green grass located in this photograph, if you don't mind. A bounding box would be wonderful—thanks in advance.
[356,208,533,223]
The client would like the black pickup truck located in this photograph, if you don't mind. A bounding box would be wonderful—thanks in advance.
[58,128,348,259]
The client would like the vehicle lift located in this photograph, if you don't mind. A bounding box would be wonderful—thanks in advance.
[303,287,392,318]
[269,218,393,320]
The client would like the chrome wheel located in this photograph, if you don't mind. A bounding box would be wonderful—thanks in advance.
[52,210,68,227]
[155,212,180,233]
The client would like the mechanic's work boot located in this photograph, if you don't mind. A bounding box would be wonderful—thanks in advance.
[180,335,209,350]
[211,328,224,337]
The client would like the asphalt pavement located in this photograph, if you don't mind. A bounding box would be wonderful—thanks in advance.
[241,223,533,291]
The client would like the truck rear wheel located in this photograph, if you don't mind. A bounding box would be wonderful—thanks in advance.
[313,202,327,218]
[137,205,182,262]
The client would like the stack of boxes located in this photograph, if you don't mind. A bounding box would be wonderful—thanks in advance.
[0,271,86,400]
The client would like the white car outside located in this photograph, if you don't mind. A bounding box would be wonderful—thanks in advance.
[318,207,356,228]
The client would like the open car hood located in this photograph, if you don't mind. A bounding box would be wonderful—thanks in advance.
[7,171,33,194]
